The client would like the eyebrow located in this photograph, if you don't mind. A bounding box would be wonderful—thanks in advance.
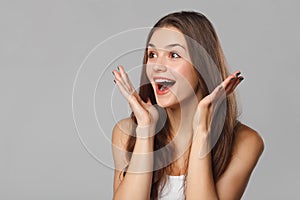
[147,43,186,50]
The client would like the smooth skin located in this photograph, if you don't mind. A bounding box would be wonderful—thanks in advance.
[112,66,263,200]
[111,27,264,199]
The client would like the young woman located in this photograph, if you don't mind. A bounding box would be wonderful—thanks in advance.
[112,11,264,200]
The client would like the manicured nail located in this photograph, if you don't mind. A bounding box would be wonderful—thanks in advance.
[112,71,114,75]
[230,77,235,81]
[113,80,116,84]
[236,72,241,77]
[117,66,120,70]
[239,77,244,81]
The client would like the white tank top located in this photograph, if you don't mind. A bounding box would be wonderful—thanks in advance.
[158,175,186,200]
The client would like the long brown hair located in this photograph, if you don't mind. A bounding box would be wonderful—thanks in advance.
[125,11,240,199]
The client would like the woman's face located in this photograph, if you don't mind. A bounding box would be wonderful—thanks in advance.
[146,26,200,108]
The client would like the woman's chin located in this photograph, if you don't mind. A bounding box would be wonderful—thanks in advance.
[156,99,179,109]
[153,90,180,109]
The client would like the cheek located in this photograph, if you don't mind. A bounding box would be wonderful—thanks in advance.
[175,64,198,89]
[190,68,200,87]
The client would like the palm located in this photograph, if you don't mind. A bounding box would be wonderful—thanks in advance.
[113,66,159,128]
[193,71,244,135]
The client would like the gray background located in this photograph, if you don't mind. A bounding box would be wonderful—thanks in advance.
[1,0,299,199]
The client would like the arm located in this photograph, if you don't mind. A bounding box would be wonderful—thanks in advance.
[186,133,218,200]
[112,121,154,200]
[215,125,264,199]
[186,125,264,200]
[112,66,159,199]
[186,71,264,199]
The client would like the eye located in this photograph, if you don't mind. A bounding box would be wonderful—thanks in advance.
[170,52,180,58]
[148,51,157,58]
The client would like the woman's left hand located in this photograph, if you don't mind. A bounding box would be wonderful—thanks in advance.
[192,71,244,137]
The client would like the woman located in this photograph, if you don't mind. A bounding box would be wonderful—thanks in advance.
[112,11,264,200]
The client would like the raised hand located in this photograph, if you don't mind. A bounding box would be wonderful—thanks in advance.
[193,71,244,137]
[112,65,159,137]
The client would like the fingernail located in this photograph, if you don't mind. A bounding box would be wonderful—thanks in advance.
[239,77,244,81]
[230,77,235,81]
[112,71,114,75]
[236,72,241,77]
[113,80,116,84]
[117,66,120,70]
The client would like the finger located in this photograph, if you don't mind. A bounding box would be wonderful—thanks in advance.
[118,65,135,93]
[113,70,127,92]
[113,68,150,125]
[142,98,153,110]
[113,68,136,97]
[234,70,241,77]
[210,84,225,102]
[114,72,144,109]
[221,74,236,91]
[220,76,234,97]
[128,95,149,122]
[113,69,135,96]
[146,98,152,105]
[228,76,244,94]
[114,78,131,100]
[112,69,122,83]
[226,70,243,94]
[131,90,143,103]
[118,66,131,88]
[116,66,144,103]
[210,84,226,111]
[222,70,241,93]
[115,78,143,105]
[225,77,238,94]
[113,68,131,92]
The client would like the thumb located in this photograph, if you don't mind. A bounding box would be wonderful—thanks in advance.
[146,97,152,105]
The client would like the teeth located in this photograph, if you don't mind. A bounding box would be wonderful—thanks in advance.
[160,85,168,91]
[154,78,176,92]
[154,79,175,83]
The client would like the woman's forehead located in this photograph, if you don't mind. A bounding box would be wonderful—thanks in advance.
[148,27,188,50]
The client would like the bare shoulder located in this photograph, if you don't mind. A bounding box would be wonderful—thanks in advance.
[232,123,265,162]
[112,117,134,150]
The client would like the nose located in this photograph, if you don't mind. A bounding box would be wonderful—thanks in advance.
[152,58,167,72]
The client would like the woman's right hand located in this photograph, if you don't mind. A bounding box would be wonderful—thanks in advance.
[112,65,159,137]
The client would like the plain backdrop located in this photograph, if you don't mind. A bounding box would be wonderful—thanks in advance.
[1,0,299,199]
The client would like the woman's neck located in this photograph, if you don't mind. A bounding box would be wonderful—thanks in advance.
[166,87,202,137]
[164,99,198,176]
[166,96,200,142]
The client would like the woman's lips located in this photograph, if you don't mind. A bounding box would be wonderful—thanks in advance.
[155,84,172,95]
[153,77,176,95]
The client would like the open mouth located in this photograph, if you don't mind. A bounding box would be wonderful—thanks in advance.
[154,78,176,94]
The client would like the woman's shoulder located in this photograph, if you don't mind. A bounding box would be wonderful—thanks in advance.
[232,123,265,161]
[112,117,135,149]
